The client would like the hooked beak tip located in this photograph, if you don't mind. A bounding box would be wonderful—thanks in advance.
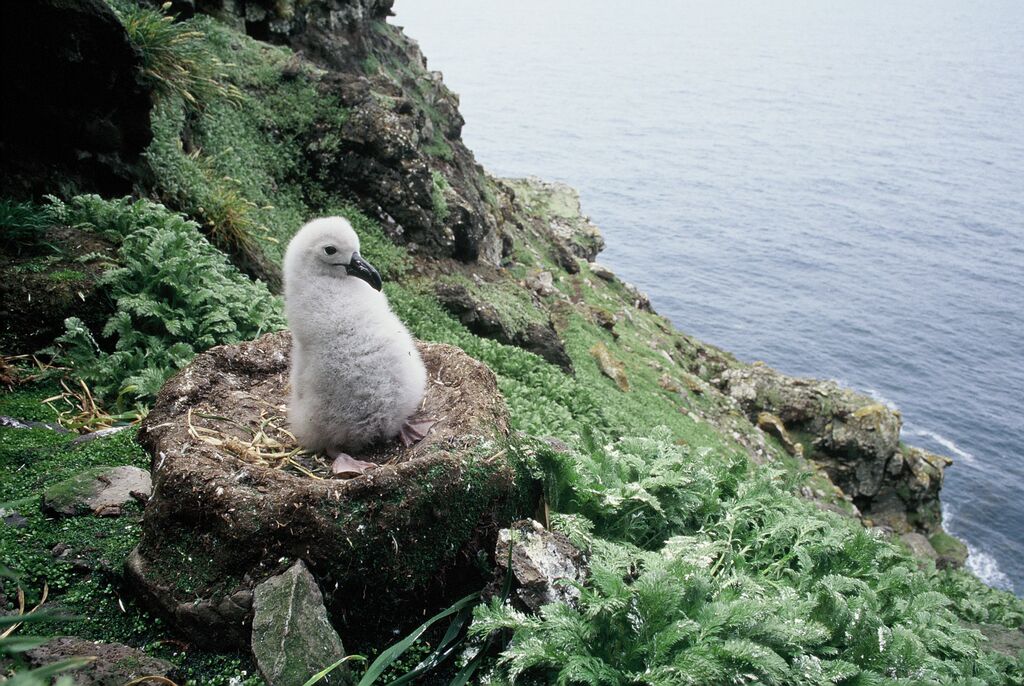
[345,251,383,291]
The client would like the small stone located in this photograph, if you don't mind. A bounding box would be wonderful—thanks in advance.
[42,465,152,517]
[0,415,32,429]
[1,509,28,528]
[590,262,615,281]
[252,560,349,686]
[682,373,706,395]
[590,306,617,331]
[756,412,802,457]
[25,636,175,685]
[900,532,938,561]
[589,341,629,392]
[525,270,555,296]
[0,415,68,432]
[70,425,128,445]
[494,519,588,612]
[658,374,682,393]
[621,281,653,311]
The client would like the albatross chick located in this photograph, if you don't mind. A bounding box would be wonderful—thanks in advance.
[284,217,431,476]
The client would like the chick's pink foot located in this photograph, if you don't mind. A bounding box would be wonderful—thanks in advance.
[327,446,378,478]
[399,417,436,448]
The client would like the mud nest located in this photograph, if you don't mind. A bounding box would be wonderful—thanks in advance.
[128,331,534,648]
[171,332,508,478]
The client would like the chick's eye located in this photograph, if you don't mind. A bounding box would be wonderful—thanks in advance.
[323,246,337,256]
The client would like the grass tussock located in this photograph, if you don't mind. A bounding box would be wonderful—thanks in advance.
[113,1,240,110]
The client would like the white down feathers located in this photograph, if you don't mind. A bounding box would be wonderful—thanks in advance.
[283,217,426,453]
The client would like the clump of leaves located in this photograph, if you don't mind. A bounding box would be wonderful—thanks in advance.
[111,0,240,110]
[430,170,450,222]
[45,195,284,409]
[471,431,1024,685]
[0,199,53,249]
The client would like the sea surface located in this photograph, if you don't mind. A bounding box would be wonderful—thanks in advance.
[393,0,1024,593]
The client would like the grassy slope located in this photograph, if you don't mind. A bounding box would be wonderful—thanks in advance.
[2,5,1022,684]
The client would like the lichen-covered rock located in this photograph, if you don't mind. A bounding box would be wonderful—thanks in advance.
[719,362,953,536]
[868,445,951,534]
[252,560,349,686]
[436,281,572,371]
[900,532,939,562]
[590,342,629,392]
[128,331,536,647]
[756,411,802,457]
[492,519,587,613]
[500,178,605,262]
[720,363,902,469]
[24,636,175,686]
[589,263,615,282]
[42,465,151,517]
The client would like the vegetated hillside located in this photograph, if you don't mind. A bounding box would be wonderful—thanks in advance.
[1,1,1021,684]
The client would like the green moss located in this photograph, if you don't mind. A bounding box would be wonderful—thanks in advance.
[0,384,62,423]
[930,531,969,561]
[0,427,147,608]
[0,413,259,683]
[422,135,454,161]
[46,268,87,283]
[11,257,57,274]
[362,54,381,75]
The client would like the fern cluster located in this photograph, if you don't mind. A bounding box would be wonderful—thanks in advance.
[46,196,284,409]
[470,430,1024,685]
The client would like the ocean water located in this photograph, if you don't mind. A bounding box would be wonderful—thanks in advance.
[392,0,1024,593]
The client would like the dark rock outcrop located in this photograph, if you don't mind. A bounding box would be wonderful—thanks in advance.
[0,0,153,199]
[128,331,536,648]
[436,281,573,371]
[191,0,507,265]
[0,227,115,355]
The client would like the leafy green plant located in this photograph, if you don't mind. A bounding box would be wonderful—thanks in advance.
[0,199,54,249]
[469,431,1024,685]
[431,170,450,222]
[111,0,240,110]
[45,196,284,409]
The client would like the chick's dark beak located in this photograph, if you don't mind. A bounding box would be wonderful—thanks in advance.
[345,251,383,291]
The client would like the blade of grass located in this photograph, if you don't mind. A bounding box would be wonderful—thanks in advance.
[301,654,364,686]
[355,592,480,686]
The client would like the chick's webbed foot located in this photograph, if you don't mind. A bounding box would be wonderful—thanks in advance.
[327,446,378,478]
[399,417,435,448]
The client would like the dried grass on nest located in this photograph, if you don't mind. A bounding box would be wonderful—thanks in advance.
[185,406,325,478]
[184,406,440,479]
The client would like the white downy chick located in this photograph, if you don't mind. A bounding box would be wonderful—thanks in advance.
[284,217,427,473]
